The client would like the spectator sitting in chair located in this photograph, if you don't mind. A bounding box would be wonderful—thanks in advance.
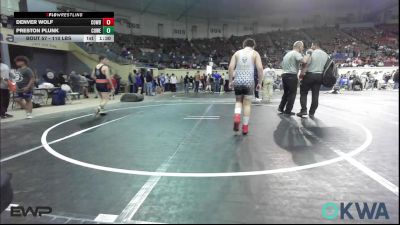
[339,75,349,90]
[43,69,59,87]
[352,75,363,91]
[79,73,89,98]
[348,70,357,90]
[69,71,81,96]
[58,71,68,85]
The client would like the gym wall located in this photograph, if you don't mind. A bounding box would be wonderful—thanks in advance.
[6,44,91,77]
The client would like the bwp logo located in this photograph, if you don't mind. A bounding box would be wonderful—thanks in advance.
[322,202,389,220]
[10,206,52,217]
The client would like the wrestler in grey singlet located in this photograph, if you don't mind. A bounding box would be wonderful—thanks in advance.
[234,48,255,95]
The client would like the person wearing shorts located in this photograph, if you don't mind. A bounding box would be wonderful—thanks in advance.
[14,56,35,119]
[228,38,263,135]
[91,55,115,115]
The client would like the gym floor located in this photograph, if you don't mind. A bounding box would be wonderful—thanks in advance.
[0,90,398,224]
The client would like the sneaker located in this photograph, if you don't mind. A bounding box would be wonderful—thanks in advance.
[242,124,249,135]
[296,111,308,117]
[95,107,101,116]
[5,113,13,118]
[99,107,107,115]
[277,108,284,114]
[26,113,33,119]
[283,112,295,116]
[233,114,241,132]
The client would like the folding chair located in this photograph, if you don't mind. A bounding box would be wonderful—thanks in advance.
[32,89,47,105]
[61,84,80,104]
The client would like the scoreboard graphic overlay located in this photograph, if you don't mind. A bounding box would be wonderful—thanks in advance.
[13,12,114,42]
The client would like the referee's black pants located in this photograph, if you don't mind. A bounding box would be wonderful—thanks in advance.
[0,88,10,116]
[279,73,298,114]
[300,72,322,115]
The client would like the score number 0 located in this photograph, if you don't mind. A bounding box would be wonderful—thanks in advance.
[102,18,114,26]
[102,18,114,34]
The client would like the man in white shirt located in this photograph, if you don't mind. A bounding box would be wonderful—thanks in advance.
[170,73,177,97]
[261,64,276,103]
[0,56,13,118]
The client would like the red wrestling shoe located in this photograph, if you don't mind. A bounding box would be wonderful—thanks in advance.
[233,114,240,131]
[242,124,249,135]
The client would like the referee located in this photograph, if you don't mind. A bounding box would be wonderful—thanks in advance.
[297,41,328,118]
[278,41,310,115]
